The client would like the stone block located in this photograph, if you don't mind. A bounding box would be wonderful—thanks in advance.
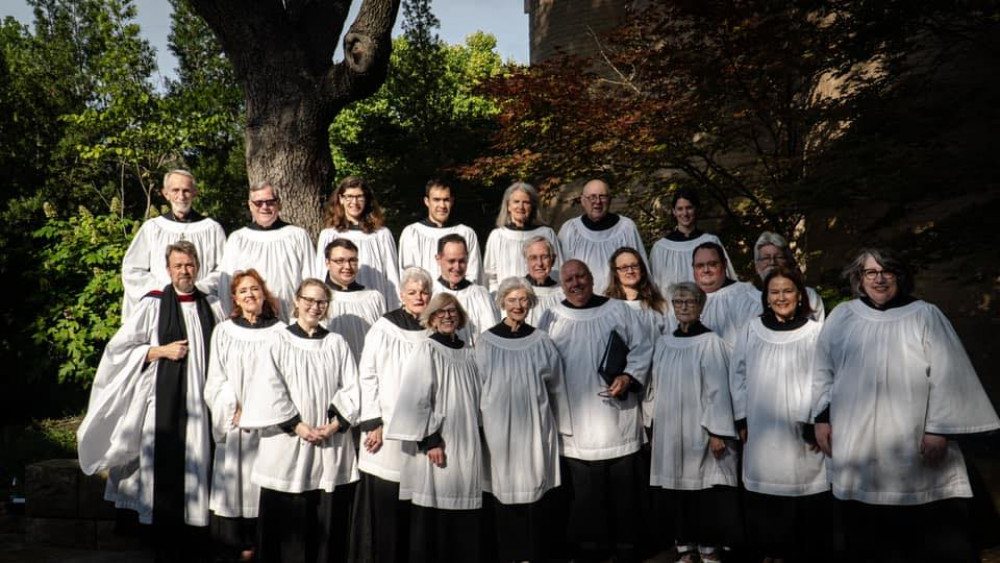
[25,516,96,548]
[25,459,80,518]
[78,470,116,520]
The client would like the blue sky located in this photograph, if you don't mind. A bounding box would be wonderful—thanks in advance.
[3,0,529,82]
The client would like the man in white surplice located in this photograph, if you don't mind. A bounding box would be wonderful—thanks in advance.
[694,241,760,346]
[523,236,564,326]
[219,182,314,323]
[398,179,484,284]
[78,241,224,553]
[121,169,226,320]
[431,233,498,348]
[536,260,652,561]
[322,238,386,364]
[557,179,647,295]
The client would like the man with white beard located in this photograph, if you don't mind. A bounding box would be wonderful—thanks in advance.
[121,169,226,320]
[431,234,498,348]
[536,259,652,562]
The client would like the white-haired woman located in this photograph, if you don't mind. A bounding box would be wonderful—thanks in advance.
[349,267,433,563]
[644,282,740,563]
[240,278,361,562]
[484,182,564,293]
[385,294,485,562]
[477,277,572,562]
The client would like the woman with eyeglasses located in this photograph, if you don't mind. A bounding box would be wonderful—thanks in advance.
[476,277,572,562]
[384,293,485,562]
[239,278,361,562]
[315,176,402,309]
[809,248,999,561]
[605,246,670,336]
[649,187,737,291]
[729,266,833,562]
[204,269,285,562]
[483,182,564,294]
[644,282,740,563]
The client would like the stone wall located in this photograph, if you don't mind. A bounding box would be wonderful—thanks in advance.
[525,0,626,64]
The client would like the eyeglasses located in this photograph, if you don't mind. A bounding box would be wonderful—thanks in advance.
[250,198,279,208]
[863,269,897,281]
[671,299,699,309]
[434,307,459,318]
[581,194,610,203]
[298,296,329,309]
[327,258,359,266]
[341,194,365,202]
[615,264,641,273]
[755,254,787,265]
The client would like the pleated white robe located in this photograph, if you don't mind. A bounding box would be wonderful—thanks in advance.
[701,281,762,346]
[204,319,286,518]
[476,330,573,504]
[219,225,315,323]
[526,285,564,327]
[314,227,402,310]
[240,329,361,493]
[398,222,484,285]
[483,226,563,293]
[730,319,828,496]
[121,215,226,319]
[644,331,738,490]
[357,318,431,482]
[557,215,648,295]
[537,298,653,461]
[810,299,1000,505]
[431,280,499,348]
[384,339,485,510]
[77,295,224,526]
[623,299,668,338]
[648,233,737,292]
[747,286,826,323]
[324,289,386,365]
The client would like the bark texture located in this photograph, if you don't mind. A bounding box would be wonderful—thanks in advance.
[188,0,401,236]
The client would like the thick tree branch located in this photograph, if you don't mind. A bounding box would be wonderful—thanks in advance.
[325,0,401,106]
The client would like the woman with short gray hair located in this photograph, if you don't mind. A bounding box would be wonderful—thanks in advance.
[484,181,564,293]
[810,247,999,560]
[476,276,571,561]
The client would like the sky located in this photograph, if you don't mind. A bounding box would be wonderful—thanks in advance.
[2,0,529,83]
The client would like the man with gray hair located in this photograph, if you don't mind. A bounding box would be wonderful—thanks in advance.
[121,169,226,320]
[219,182,315,322]
[748,231,825,322]
[522,235,564,325]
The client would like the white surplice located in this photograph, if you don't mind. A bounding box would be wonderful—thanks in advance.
[219,224,315,323]
[526,284,564,327]
[556,215,647,295]
[644,331,738,490]
[730,318,828,496]
[314,227,401,310]
[810,299,1000,505]
[476,329,572,504]
[700,281,761,346]
[357,317,431,482]
[431,280,499,348]
[398,222,484,285]
[324,289,386,365]
[240,328,361,493]
[483,226,564,293]
[537,298,653,461]
[384,339,484,510]
[648,233,736,292]
[204,318,286,518]
[121,215,226,319]
[77,295,224,526]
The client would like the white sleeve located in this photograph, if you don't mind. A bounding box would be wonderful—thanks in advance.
[622,306,653,386]
[330,337,362,425]
[121,225,157,310]
[809,316,837,423]
[466,229,484,285]
[384,345,443,441]
[701,337,736,437]
[729,324,751,421]
[204,326,239,442]
[542,339,573,436]
[357,331,384,423]
[240,339,299,429]
[483,230,500,294]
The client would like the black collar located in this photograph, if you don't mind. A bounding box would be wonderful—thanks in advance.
[248,218,289,231]
[419,218,456,229]
[163,210,205,223]
[665,228,703,242]
[673,320,711,338]
[525,274,558,288]
[580,212,620,231]
[233,316,280,329]
[430,331,465,349]
[438,276,472,291]
[384,308,425,331]
[760,312,808,332]
[325,274,365,292]
[489,320,535,339]
[562,294,609,309]
[860,293,916,311]
[505,223,536,231]
[287,322,329,340]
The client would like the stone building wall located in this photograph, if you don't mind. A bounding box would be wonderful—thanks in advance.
[524,0,626,64]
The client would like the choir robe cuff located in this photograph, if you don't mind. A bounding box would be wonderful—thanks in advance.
[358,418,383,432]
[734,418,747,433]
[278,415,301,435]
[327,405,351,433]
[814,406,831,424]
[417,430,443,452]
[802,423,817,445]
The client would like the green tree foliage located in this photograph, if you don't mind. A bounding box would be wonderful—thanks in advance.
[330,0,503,233]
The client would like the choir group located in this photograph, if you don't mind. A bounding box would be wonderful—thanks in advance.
[76,170,1000,563]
